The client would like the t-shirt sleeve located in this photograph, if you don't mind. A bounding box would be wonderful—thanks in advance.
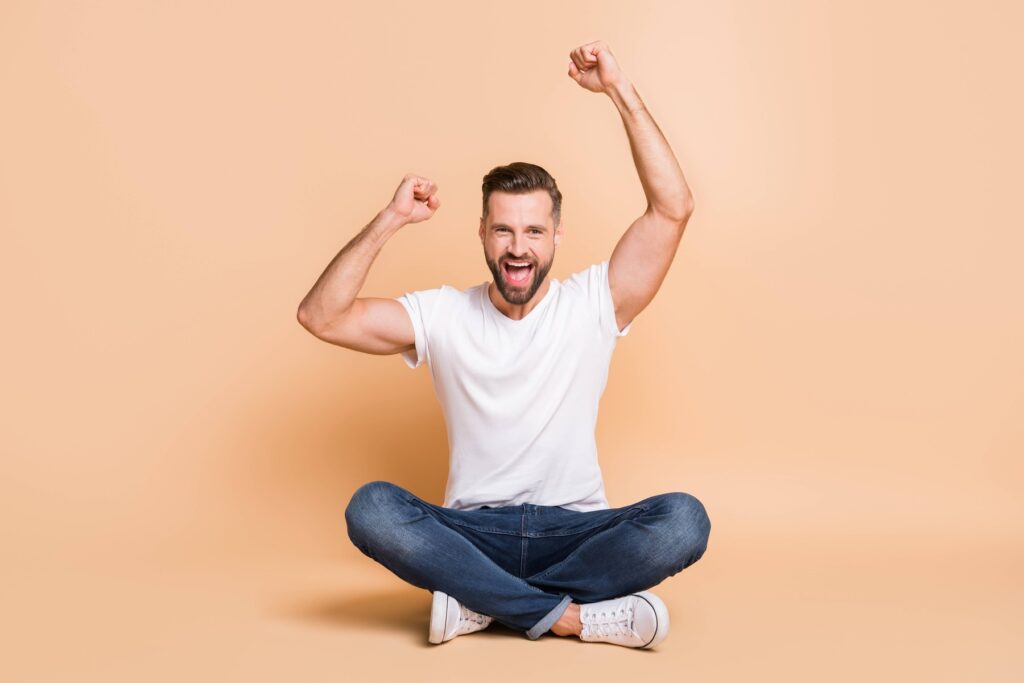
[564,259,632,338]
[394,287,445,369]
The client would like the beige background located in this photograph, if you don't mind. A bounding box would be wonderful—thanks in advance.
[2,0,1021,680]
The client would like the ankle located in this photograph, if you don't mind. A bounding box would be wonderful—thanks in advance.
[550,602,582,637]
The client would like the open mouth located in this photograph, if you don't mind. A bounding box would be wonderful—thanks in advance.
[502,259,534,286]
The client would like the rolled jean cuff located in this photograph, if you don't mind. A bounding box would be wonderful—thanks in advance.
[525,594,573,640]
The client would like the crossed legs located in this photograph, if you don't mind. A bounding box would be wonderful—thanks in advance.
[344,480,711,639]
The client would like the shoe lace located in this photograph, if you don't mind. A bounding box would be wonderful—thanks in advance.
[458,605,492,631]
[582,603,635,639]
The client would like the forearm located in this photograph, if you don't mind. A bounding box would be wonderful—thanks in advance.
[297,207,405,330]
[606,80,693,220]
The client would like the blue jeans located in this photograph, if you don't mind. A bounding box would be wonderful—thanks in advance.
[344,480,712,640]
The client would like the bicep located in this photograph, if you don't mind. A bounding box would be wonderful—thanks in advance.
[308,297,416,356]
[608,210,689,330]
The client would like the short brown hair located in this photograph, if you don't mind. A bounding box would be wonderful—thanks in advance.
[481,162,562,226]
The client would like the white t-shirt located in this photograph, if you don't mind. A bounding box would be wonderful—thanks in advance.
[395,259,631,511]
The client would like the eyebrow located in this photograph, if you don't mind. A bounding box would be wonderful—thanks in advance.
[491,223,548,231]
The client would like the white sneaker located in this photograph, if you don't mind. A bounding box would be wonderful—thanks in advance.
[428,590,495,644]
[578,590,670,649]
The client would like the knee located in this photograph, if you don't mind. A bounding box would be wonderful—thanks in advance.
[651,492,711,570]
[344,480,403,546]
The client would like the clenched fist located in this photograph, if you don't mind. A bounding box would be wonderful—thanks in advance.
[567,40,628,94]
[387,174,440,225]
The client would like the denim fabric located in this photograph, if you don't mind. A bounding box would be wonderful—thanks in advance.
[344,480,711,639]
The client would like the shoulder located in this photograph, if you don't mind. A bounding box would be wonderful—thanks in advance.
[396,282,476,317]
[560,260,610,297]
[557,260,631,338]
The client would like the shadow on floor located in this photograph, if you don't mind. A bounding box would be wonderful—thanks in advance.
[271,587,523,644]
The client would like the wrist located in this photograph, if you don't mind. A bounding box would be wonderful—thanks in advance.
[606,79,644,113]
[376,206,409,233]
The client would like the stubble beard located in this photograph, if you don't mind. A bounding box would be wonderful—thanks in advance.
[485,252,555,305]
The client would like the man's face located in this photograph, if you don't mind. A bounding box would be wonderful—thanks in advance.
[479,190,562,305]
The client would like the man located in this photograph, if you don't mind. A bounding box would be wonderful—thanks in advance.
[297,41,709,649]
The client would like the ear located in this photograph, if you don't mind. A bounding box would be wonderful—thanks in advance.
[553,221,563,247]
[478,218,485,242]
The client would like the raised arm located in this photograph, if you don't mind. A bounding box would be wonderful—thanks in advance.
[296,174,440,355]
[567,41,695,332]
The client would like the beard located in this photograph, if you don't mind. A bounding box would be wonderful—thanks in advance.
[485,251,554,305]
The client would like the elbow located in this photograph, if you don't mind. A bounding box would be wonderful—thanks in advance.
[296,304,320,335]
[651,195,694,225]
[673,195,695,223]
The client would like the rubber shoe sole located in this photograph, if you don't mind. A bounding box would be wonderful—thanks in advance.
[428,591,493,644]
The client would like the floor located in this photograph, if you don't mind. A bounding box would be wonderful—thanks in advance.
[7,529,1020,682]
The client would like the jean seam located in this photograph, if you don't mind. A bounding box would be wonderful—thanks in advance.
[407,498,523,536]
[438,516,524,536]
[526,506,645,538]
[520,509,528,578]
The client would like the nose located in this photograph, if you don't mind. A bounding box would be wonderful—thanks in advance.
[510,233,530,259]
